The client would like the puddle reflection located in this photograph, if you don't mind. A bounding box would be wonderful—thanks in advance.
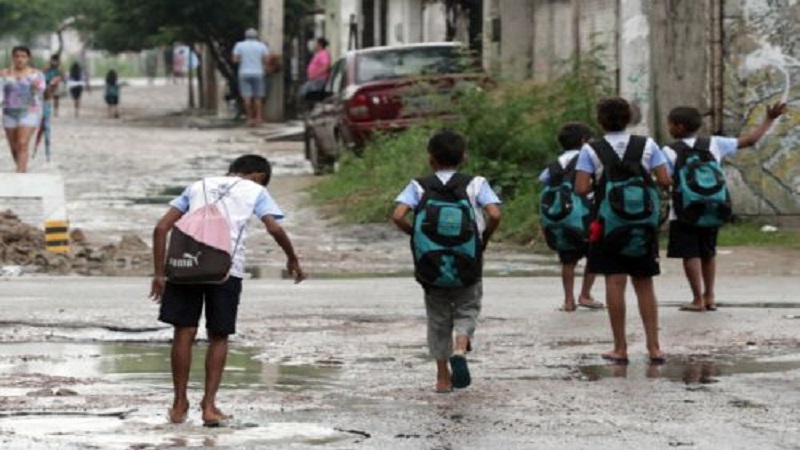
[0,343,339,391]
[576,354,800,384]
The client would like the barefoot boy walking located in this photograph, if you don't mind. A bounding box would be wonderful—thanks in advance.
[392,130,501,393]
[150,155,306,425]
[663,102,787,312]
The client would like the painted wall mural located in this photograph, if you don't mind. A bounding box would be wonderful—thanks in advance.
[724,0,800,215]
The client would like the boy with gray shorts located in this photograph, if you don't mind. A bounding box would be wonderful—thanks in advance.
[392,130,502,393]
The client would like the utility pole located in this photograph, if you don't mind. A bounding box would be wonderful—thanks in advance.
[261,0,285,122]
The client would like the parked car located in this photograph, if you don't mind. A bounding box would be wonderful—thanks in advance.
[303,42,487,174]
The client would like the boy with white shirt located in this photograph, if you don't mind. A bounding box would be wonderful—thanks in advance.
[574,97,672,365]
[150,154,306,426]
[392,130,501,393]
[663,103,787,312]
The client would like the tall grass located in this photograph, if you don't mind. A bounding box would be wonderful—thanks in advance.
[311,53,613,242]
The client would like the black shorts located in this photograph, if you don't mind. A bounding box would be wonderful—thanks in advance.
[105,95,119,105]
[558,248,587,265]
[586,240,660,278]
[158,277,242,335]
[667,221,719,259]
[69,86,83,100]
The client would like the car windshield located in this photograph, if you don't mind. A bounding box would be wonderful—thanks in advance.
[355,46,475,83]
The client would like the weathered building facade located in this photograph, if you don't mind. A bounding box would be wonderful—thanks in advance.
[316,0,800,217]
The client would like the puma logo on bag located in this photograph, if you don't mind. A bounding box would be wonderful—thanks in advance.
[168,252,202,268]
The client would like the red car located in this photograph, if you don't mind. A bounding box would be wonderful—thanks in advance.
[303,42,487,174]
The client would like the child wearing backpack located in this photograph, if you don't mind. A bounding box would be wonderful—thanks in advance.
[104,69,120,118]
[574,97,672,365]
[538,122,600,312]
[391,130,502,393]
[664,102,787,312]
[149,154,306,426]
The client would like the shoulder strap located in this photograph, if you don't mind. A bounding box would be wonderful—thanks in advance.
[564,154,580,172]
[546,161,565,185]
[588,139,620,169]
[623,135,647,164]
[693,137,711,152]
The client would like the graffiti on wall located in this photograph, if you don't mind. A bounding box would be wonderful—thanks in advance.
[724,0,800,215]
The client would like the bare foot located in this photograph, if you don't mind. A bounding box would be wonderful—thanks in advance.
[168,401,189,424]
[601,350,629,364]
[703,294,716,311]
[200,400,231,421]
[679,302,705,312]
[562,301,577,312]
[435,375,452,393]
[578,296,604,309]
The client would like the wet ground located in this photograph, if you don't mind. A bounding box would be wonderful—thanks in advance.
[1,276,799,449]
[2,81,800,448]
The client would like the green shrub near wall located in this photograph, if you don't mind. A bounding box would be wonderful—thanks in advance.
[312,55,613,243]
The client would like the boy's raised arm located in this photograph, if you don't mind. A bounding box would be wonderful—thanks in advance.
[737,101,787,148]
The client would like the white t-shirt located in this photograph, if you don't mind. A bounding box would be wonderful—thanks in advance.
[170,176,283,278]
[576,132,667,180]
[663,135,738,220]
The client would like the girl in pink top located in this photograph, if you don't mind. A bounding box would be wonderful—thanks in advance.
[1,46,47,173]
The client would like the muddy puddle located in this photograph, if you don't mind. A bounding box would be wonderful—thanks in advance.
[0,342,340,392]
[574,354,800,384]
[0,343,352,449]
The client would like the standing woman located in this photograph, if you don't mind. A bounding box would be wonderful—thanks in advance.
[67,62,85,117]
[1,46,46,173]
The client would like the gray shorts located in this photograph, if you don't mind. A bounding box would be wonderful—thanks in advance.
[424,282,483,360]
[239,74,265,98]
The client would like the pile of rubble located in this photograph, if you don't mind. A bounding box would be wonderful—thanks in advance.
[0,210,152,276]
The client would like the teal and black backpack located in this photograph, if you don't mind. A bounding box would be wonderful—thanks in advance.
[590,136,661,258]
[538,156,592,252]
[671,138,731,227]
[412,173,481,288]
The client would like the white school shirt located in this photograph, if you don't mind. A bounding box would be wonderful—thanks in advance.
[170,176,283,278]
[394,170,501,236]
[576,132,667,180]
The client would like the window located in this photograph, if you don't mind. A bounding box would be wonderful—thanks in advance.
[354,46,477,84]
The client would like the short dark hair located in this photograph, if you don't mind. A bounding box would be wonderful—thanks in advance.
[11,46,31,57]
[667,106,703,133]
[596,97,632,132]
[557,122,595,150]
[317,37,329,49]
[228,154,272,186]
[428,130,466,167]
[50,54,60,61]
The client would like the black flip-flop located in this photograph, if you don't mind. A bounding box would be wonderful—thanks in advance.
[449,355,471,389]
[649,356,667,365]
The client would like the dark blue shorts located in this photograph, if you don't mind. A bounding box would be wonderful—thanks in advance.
[158,277,242,335]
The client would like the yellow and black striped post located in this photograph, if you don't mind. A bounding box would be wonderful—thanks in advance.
[44,220,70,254]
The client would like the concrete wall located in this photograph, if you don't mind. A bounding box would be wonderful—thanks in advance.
[722,0,800,216]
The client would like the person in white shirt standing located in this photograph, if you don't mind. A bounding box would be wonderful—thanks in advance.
[233,28,270,126]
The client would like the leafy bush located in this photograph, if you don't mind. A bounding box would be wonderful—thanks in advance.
[312,54,612,242]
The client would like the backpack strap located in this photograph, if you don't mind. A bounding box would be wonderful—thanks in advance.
[671,137,713,174]
[415,173,474,203]
[588,138,620,170]
[546,161,565,185]
[622,135,647,165]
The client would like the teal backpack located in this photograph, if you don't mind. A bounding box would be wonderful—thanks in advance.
[412,173,481,288]
[539,156,592,252]
[671,138,731,227]
[590,136,661,258]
